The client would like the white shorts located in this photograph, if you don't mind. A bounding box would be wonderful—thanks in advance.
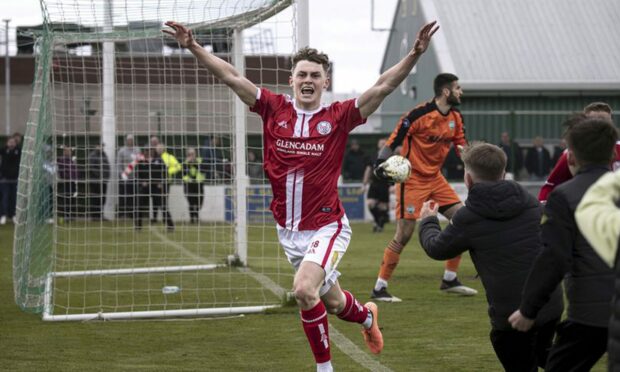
[277,215,352,296]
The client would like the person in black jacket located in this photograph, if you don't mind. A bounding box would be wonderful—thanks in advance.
[87,143,110,221]
[133,149,150,230]
[418,142,563,372]
[509,118,619,371]
[0,137,21,224]
[151,148,174,231]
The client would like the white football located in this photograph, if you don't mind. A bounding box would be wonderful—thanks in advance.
[381,155,411,183]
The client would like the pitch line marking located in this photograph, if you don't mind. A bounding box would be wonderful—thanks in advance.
[152,226,392,371]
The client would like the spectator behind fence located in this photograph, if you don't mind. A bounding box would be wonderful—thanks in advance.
[509,118,619,371]
[155,144,177,230]
[182,147,206,223]
[201,135,228,181]
[418,142,562,371]
[575,170,620,372]
[117,134,140,219]
[150,135,160,149]
[342,139,368,181]
[363,138,390,232]
[12,132,23,149]
[441,144,465,181]
[133,148,150,230]
[88,143,110,221]
[57,145,78,222]
[0,136,21,225]
[552,139,566,166]
[525,136,552,181]
[247,150,264,183]
[498,131,523,179]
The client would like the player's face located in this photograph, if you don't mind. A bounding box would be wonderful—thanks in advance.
[446,81,463,106]
[290,60,329,110]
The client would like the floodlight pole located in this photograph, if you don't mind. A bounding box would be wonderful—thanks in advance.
[3,19,10,136]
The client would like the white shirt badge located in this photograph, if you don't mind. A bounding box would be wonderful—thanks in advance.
[317,121,332,135]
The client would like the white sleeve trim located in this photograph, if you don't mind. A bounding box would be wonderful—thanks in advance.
[256,87,262,100]
[354,98,360,108]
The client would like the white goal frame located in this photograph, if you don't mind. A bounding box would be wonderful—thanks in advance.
[21,0,307,322]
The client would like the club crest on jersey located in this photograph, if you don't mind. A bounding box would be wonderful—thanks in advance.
[449,120,455,130]
[277,121,288,129]
[407,205,415,214]
[317,121,332,135]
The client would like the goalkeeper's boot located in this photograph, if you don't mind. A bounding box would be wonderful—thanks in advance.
[440,278,478,296]
[361,302,383,354]
[371,287,402,303]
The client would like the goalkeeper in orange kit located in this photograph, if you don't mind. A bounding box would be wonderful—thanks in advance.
[371,73,477,302]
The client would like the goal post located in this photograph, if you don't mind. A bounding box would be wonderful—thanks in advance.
[14,0,299,321]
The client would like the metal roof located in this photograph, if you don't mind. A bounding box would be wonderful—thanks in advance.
[418,0,620,90]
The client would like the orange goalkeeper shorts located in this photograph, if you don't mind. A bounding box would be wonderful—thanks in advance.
[395,173,461,220]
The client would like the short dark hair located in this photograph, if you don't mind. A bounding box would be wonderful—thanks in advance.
[564,118,618,165]
[461,142,507,182]
[583,102,612,115]
[291,47,330,74]
[434,73,459,97]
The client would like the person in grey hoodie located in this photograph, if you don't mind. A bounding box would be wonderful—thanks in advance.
[116,135,140,219]
[418,142,563,372]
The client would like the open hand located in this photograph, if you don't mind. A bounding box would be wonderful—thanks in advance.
[412,21,440,55]
[420,200,439,219]
[162,21,195,48]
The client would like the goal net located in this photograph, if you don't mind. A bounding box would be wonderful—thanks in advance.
[13,0,298,321]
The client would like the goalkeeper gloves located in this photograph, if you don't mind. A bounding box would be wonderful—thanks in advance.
[373,159,392,181]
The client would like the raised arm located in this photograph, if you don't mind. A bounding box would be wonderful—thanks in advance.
[357,21,439,119]
[162,21,257,106]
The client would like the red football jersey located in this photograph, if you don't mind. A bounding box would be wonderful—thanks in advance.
[250,88,366,231]
[538,142,620,202]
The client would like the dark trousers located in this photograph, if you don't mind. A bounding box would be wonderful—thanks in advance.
[0,180,18,218]
[57,181,76,219]
[152,185,174,228]
[118,180,135,219]
[89,182,107,219]
[184,183,203,222]
[134,186,149,229]
[545,320,607,372]
[490,319,558,372]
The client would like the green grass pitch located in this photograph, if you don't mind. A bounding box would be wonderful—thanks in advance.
[1,222,606,371]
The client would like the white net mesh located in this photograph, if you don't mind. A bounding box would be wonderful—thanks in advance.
[14,0,297,320]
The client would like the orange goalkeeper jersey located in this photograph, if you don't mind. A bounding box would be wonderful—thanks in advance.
[386,100,467,178]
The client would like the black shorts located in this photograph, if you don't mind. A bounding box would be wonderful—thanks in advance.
[367,181,390,203]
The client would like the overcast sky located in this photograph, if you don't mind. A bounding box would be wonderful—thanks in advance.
[0,0,398,93]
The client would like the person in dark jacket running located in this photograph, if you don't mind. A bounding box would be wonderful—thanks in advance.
[418,142,563,372]
[509,117,619,372]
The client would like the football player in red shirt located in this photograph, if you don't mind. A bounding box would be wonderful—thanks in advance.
[164,20,438,371]
[539,102,619,203]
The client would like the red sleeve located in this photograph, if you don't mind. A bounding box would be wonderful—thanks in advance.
[249,88,286,124]
[538,152,572,202]
[334,99,367,133]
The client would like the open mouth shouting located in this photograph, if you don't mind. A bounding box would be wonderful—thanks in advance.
[300,85,315,97]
